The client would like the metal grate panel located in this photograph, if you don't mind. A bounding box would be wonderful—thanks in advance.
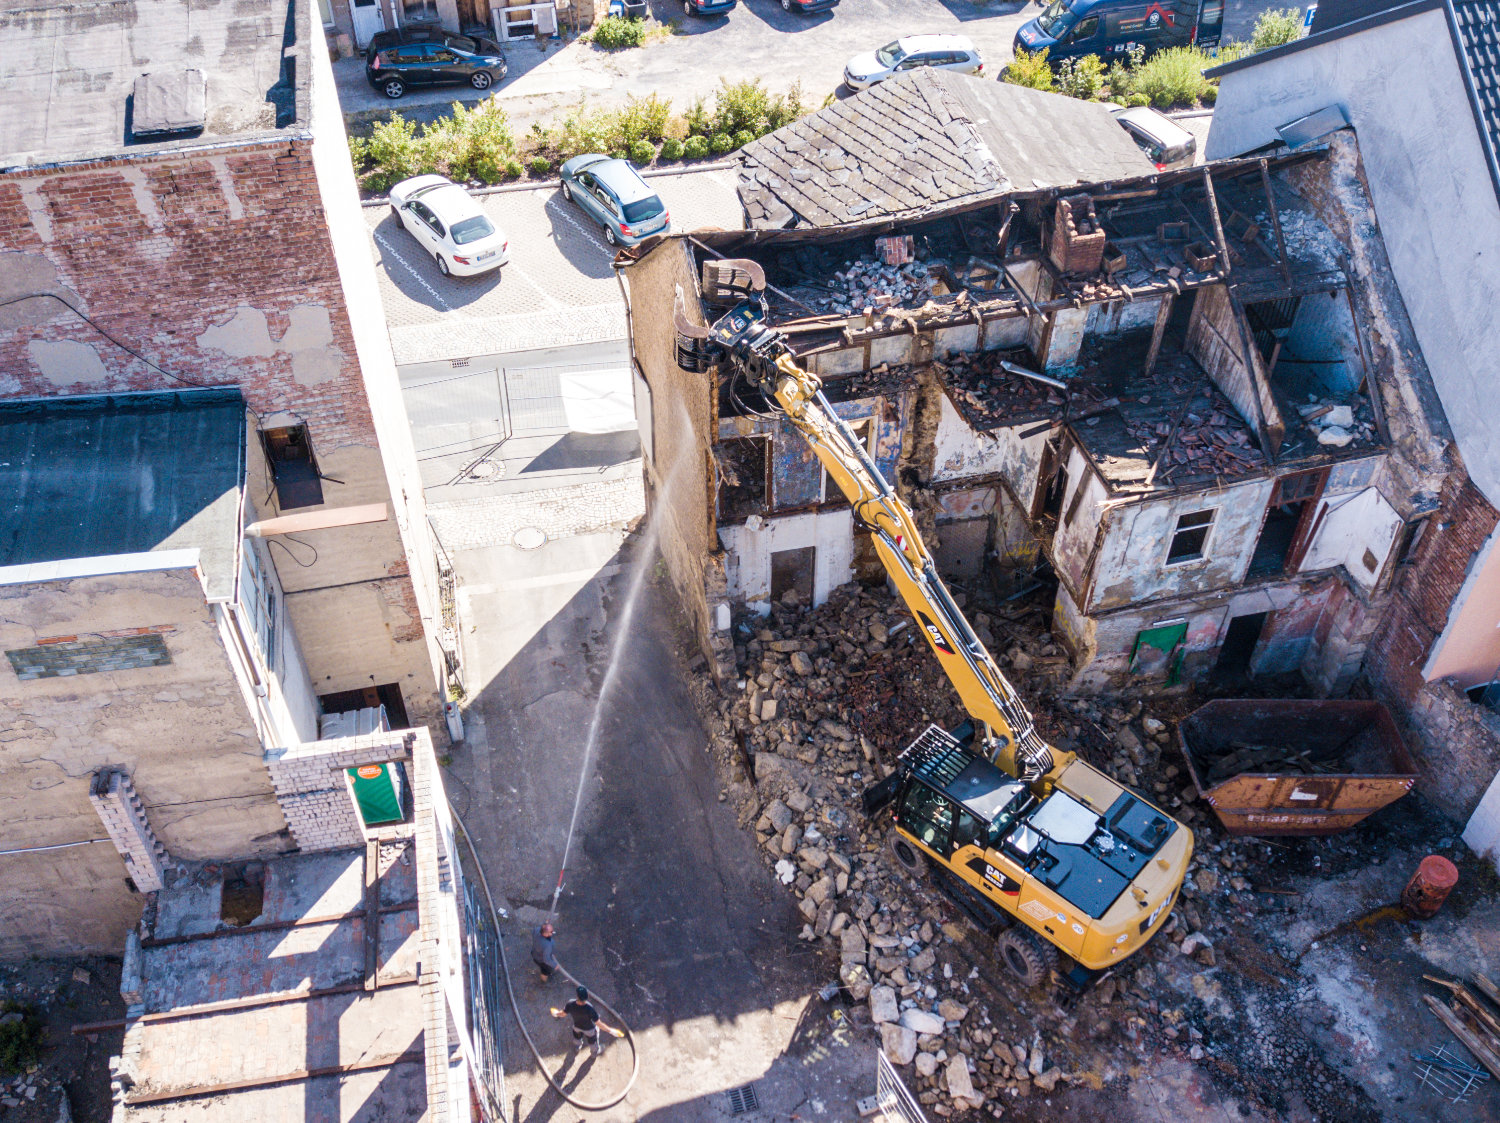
[902,725,970,787]
[726,1084,759,1116]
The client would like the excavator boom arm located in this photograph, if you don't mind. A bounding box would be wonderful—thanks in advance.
[708,303,1067,784]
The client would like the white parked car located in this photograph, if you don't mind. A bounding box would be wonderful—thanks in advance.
[388,174,509,277]
[842,35,984,91]
[1110,106,1198,171]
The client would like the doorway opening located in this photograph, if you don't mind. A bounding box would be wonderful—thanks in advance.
[770,546,815,605]
[320,683,410,730]
[1216,612,1266,676]
[1248,471,1325,578]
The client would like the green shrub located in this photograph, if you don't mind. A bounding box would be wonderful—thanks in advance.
[364,114,423,181]
[1250,7,1305,51]
[1128,46,1215,108]
[683,134,710,159]
[424,98,515,182]
[660,136,684,159]
[527,155,552,175]
[712,78,773,136]
[1056,54,1105,100]
[709,132,734,155]
[618,93,673,143]
[1004,48,1054,92]
[1125,92,1150,108]
[684,96,711,137]
[348,135,369,168]
[502,158,525,180]
[763,80,806,133]
[629,139,656,163]
[0,1003,42,1076]
[732,128,756,149]
[591,16,647,49]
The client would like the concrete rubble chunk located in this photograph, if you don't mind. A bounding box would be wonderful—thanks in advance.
[765,799,793,833]
[915,1051,939,1078]
[786,790,813,813]
[881,1022,918,1066]
[910,947,937,975]
[840,961,872,1000]
[945,1054,980,1105]
[790,650,814,675]
[840,926,867,962]
[799,847,831,870]
[900,1007,946,1036]
[937,998,968,1022]
[1034,1067,1063,1092]
[869,984,899,1024]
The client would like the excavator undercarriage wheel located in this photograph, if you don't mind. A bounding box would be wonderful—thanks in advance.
[996,926,1057,988]
[887,833,928,877]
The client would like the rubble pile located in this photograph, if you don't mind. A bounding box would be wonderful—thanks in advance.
[685,580,1401,1119]
[1125,396,1266,477]
[1296,396,1377,448]
[816,258,940,315]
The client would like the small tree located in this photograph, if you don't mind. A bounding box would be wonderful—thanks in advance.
[1250,8,1306,51]
[1056,55,1105,100]
[1004,48,1054,92]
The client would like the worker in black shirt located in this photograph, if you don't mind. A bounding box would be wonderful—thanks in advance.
[552,985,624,1055]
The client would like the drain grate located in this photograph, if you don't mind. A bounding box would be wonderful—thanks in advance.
[726,1084,759,1116]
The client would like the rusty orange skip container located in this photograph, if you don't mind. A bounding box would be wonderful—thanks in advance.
[1178,699,1418,837]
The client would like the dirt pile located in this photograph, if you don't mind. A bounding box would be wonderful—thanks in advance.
[690,580,1396,1120]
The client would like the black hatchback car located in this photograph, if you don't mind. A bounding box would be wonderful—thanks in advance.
[365,36,507,100]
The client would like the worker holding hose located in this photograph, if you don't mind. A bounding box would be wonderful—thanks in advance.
[553,986,624,1055]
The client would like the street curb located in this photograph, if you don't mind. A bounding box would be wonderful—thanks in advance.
[359,159,738,208]
[1167,109,1215,120]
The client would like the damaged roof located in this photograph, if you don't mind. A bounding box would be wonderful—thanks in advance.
[735,68,1155,230]
[0,388,246,598]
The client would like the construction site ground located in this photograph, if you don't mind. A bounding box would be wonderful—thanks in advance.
[0,956,123,1123]
[685,574,1500,1122]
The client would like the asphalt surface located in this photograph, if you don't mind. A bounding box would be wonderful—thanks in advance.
[365,167,742,365]
[450,531,870,1119]
[336,0,1287,125]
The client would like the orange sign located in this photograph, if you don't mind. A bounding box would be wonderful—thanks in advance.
[356,764,384,780]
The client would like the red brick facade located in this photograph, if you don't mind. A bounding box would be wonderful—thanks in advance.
[1366,473,1500,705]
[0,141,374,450]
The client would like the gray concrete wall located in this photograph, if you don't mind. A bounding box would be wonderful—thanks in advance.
[1207,9,1500,504]
[0,567,289,958]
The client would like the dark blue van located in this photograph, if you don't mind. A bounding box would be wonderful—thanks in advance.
[1014,0,1223,64]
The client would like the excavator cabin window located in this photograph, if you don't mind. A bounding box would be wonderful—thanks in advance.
[901,783,954,853]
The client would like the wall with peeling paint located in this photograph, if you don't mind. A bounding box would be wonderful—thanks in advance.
[930,393,1050,488]
[718,509,856,613]
[0,92,442,735]
[0,568,290,957]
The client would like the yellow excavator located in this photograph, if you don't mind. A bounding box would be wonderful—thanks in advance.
[675,267,1192,988]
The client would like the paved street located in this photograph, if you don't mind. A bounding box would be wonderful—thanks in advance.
[365,166,741,365]
[450,532,871,1119]
[337,0,1288,125]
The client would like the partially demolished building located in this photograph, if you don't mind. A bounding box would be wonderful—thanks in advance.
[622,129,1454,703]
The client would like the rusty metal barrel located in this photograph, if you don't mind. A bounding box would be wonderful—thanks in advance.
[1401,855,1459,918]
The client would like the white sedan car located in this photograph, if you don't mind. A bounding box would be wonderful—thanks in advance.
[843,34,984,91]
[388,174,509,277]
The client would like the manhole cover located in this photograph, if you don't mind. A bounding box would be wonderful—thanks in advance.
[467,459,503,480]
[725,1084,759,1116]
[513,527,547,550]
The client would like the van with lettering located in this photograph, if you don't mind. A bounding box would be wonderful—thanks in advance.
[1013,0,1223,65]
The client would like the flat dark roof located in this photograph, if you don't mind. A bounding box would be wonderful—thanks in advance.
[0,0,307,169]
[0,388,246,598]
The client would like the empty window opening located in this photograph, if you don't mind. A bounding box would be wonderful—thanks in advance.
[321,683,410,730]
[1215,612,1266,677]
[770,546,815,606]
[1166,509,1215,565]
[261,425,324,510]
[1394,517,1429,569]
[1467,682,1500,711]
[1039,463,1069,522]
[1249,471,1324,578]
[220,863,265,927]
[718,437,768,522]
[821,419,873,502]
[1244,296,1299,372]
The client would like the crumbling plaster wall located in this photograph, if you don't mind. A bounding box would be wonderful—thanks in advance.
[623,239,725,670]
[929,391,1050,490]
[1208,14,1499,503]
[718,510,856,612]
[0,133,441,733]
[1185,285,1283,455]
[0,569,289,958]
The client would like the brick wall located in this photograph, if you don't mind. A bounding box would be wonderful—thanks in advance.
[7,633,172,680]
[0,135,441,730]
[87,770,169,893]
[264,730,417,852]
[1365,473,1500,820]
[1367,474,1499,704]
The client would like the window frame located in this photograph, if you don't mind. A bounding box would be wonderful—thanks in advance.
[899,782,956,854]
[820,417,875,503]
[260,424,325,510]
[1165,507,1216,567]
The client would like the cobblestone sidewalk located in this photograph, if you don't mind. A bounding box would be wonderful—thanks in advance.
[427,466,644,551]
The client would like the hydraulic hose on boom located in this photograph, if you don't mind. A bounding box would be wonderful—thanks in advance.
[676,286,1072,790]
